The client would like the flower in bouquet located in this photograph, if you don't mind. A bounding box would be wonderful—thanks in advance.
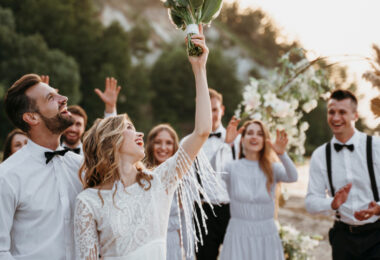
[163,0,224,56]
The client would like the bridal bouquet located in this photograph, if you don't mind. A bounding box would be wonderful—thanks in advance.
[163,0,223,56]
[276,221,322,260]
[235,48,333,161]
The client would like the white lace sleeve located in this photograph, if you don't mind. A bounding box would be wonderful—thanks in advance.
[74,197,100,260]
[154,145,226,256]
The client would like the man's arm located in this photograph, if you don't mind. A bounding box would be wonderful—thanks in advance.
[0,178,17,260]
[305,153,335,214]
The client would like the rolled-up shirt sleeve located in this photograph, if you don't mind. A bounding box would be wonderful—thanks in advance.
[305,152,334,215]
[0,178,17,260]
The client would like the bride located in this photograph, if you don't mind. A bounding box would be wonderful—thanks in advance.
[74,26,212,260]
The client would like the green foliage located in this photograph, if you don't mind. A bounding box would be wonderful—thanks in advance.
[218,3,299,67]
[150,44,242,135]
[0,6,80,147]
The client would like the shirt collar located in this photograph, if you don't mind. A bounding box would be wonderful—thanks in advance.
[332,128,360,147]
[212,125,226,135]
[26,139,65,164]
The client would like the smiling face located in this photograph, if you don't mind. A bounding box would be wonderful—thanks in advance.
[241,123,265,156]
[327,98,357,140]
[119,120,145,162]
[11,133,28,154]
[62,113,85,147]
[25,82,74,134]
[152,130,175,165]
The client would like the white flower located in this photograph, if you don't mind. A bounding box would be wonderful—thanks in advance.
[263,92,277,107]
[243,91,261,111]
[282,225,300,241]
[290,99,299,110]
[302,99,318,113]
[300,121,309,132]
[273,100,291,118]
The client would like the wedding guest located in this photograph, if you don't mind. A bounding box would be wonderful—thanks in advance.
[2,129,28,161]
[195,89,239,260]
[62,77,120,155]
[74,28,213,260]
[305,89,380,259]
[144,124,194,260]
[0,74,82,259]
[219,120,298,260]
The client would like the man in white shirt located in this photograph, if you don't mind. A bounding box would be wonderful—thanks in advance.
[305,89,380,259]
[0,74,83,260]
[61,77,120,156]
[195,88,238,260]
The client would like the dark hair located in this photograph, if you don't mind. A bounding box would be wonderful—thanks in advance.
[67,105,88,128]
[2,129,28,161]
[4,74,41,132]
[329,89,358,109]
[209,88,223,104]
[144,124,179,168]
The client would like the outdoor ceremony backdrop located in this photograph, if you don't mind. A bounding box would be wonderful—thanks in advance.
[0,0,376,155]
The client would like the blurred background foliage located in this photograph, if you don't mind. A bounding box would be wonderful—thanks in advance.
[0,0,374,155]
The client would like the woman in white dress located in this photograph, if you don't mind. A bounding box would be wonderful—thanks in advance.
[220,120,298,260]
[74,28,212,260]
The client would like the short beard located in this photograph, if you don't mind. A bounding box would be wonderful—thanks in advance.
[62,133,81,146]
[38,111,74,135]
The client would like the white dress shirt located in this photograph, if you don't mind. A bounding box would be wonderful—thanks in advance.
[0,139,83,260]
[201,125,234,204]
[305,129,380,225]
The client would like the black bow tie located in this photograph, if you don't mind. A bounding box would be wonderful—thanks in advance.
[209,132,222,138]
[64,146,81,155]
[45,149,70,164]
[334,143,354,152]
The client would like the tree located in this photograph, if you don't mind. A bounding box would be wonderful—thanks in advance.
[0,7,80,147]
[150,44,242,136]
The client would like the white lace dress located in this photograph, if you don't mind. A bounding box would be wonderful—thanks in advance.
[74,147,192,260]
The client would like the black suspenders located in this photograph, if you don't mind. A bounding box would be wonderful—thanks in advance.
[325,135,378,202]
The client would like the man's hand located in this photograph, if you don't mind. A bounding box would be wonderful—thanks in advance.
[94,77,121,114]
[267,129,288,156]
[331,183,352,210]
[354,201,380,221]
[225,116,243,145]
[187,25,209,71]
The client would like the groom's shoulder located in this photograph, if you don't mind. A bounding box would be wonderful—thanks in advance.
[0,146,30,177]
[310,142,329,160]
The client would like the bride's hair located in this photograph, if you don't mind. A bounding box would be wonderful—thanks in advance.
[143,124,179,169]
[79,114,153,204]
[239,120,276,194]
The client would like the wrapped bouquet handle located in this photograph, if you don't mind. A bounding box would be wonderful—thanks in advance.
[163,0,224,56]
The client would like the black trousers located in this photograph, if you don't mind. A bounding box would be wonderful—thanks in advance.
[329,221,380,260]
[195,203,230,260]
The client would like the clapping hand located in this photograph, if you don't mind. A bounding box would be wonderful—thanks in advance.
[225,116,244,145]
[94,77,121,114]
[331,183,352,210]
[267,129,288,155]
[354,201,380,221]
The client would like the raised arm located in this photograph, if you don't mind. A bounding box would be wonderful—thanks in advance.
[180,25,212,163]
[94,77,121,116]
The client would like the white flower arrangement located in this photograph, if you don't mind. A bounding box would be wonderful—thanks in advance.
[235,48,334,161]
[276,221,322,260]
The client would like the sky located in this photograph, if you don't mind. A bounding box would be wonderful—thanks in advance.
[225,0,380,128]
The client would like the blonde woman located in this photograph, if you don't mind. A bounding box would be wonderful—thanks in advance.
[74,28,212,260]
[220,120,298,260]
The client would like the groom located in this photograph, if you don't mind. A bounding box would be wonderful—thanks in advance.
[0,74,82,259]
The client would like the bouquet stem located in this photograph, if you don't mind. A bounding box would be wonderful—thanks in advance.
[187,33,203,56]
